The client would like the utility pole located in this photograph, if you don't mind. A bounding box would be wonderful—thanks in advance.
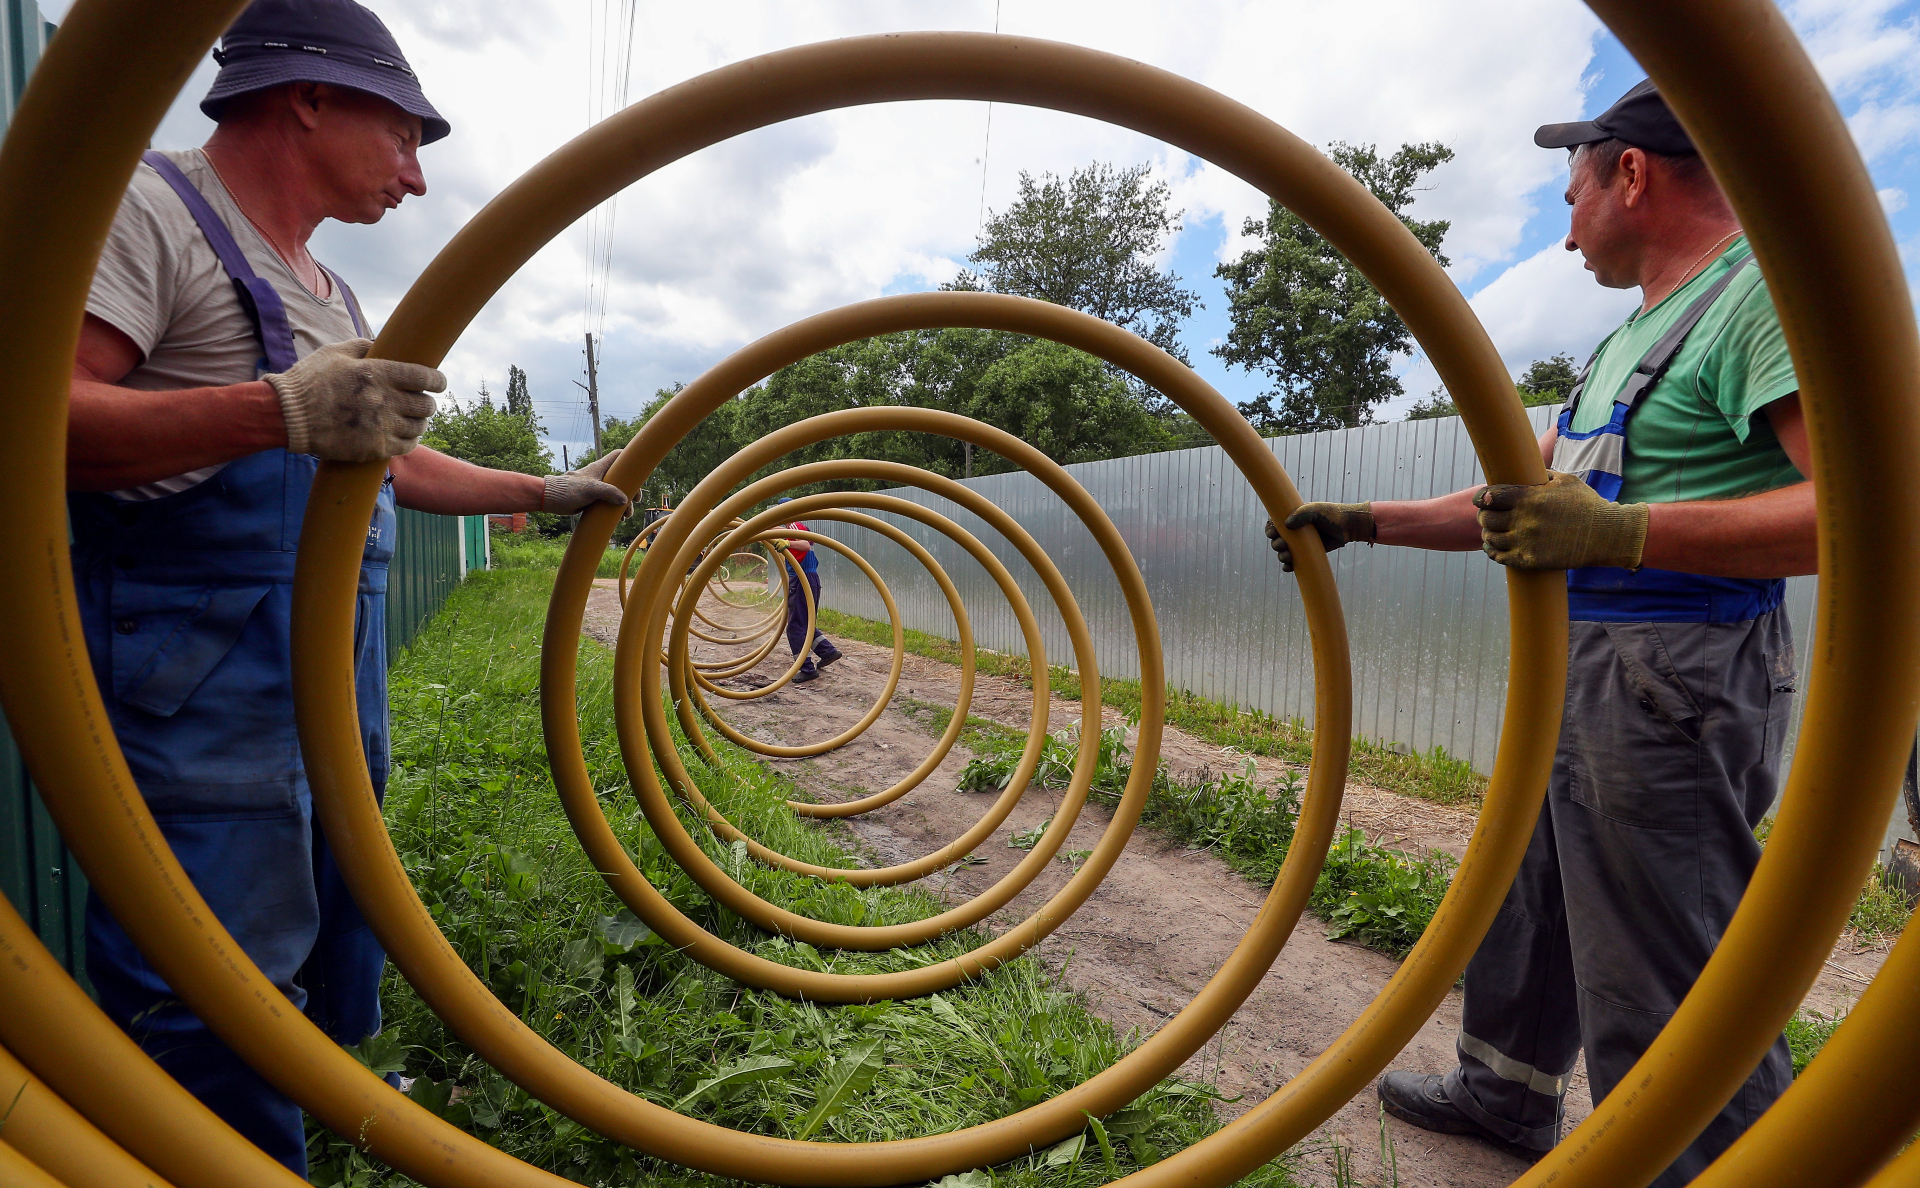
[583,332,603,458]
[964,441,973,480]
[562,444,570,470]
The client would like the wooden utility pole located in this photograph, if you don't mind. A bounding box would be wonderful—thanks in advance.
[583,332,603,458]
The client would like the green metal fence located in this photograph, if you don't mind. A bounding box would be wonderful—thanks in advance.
[1,512,484,984]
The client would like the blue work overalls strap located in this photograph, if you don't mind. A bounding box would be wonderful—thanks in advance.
[70,151,395,1176]
[1549,254,1784,624]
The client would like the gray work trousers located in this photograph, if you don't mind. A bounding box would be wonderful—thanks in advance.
[1443,610,1797,1186]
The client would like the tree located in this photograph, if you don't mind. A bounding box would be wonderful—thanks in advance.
[1405,354,1585,421]
[946,162,1199,363]
[731,328,1176,488]
[1518,353,1580,405]
[421,380,553,475]
[626,383,740,509]
[1215,142,1454,434]
[504,364,535,422]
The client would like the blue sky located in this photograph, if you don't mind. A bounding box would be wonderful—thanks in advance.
[59,0,1920,459]
[1171,10,1920,418]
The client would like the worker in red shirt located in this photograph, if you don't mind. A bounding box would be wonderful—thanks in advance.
[773,497,843,683]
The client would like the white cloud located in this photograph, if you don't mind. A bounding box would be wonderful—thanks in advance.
[116,0,1619,452]
[54,0,1919,450]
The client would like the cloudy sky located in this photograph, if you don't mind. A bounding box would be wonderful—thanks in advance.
[53,0,1920,462]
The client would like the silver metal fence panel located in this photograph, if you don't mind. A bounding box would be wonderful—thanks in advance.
[807,404,1861,841]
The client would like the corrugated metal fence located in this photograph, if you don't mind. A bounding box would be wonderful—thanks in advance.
[808,405,1823,784]
[0,512,485,983]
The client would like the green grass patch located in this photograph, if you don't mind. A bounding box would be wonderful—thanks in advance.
[815,607,1485,808]
[309,568,1301,1187]
[951,721,1453,959]
[491,530,775,586]
[1784,1008,1846,1077]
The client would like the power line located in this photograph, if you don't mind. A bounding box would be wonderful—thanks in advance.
[582,0,640,441]
[975,0,1002,234]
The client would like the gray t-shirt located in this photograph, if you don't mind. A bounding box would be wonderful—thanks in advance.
[86,148,363,498]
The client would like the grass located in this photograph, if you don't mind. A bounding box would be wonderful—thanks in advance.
[308,567,1303,1188]
[491,528,775,587]
[936,711,1453,959]
[814,607,1486,808]
[1784,1008,1847,1077]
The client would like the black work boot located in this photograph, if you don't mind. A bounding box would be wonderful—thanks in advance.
[1377,1072,1546,1163]
[813,640,844,669]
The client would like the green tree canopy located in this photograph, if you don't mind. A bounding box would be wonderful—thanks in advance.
[422,379,552,475]
[732,329,1171,487]
[504,364,534,421]
[1215,141,1454,434]
[946,161,1199,364]
[1405,353,1585,421]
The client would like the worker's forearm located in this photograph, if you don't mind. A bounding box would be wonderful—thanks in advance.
[1640,481,1817,577]
[390,446,546,515]
[1371,487,1483,551]
[67,378,286,491]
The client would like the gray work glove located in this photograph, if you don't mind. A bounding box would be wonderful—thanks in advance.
[265,338,445,462]
[543,448,630,514]
[1265,502,1375,573]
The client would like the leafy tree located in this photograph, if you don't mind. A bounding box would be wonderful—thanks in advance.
[1518,353,1580,405]
[734,329,1171,486]
[1405,353,1585,421]
[965,338,1170,467]
[946,162,1199,363]
[504,364,535,422]
[422,380,552,476]
[1215,142,1454,434]
[626,383,739,509]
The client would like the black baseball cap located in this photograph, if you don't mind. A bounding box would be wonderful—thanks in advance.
[201,0,449,144]
[1535,79,1694,157]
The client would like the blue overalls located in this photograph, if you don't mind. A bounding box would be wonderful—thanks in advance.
[783,528,827,673]
[1548,253,1783,623]
[68,152,395,1175]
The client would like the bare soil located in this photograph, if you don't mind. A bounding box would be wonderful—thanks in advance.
[584,580,1885,1188]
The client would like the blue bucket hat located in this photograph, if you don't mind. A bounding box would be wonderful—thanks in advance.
[201,0,449,144]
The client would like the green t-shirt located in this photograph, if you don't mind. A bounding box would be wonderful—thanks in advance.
[1568,236,1803,504]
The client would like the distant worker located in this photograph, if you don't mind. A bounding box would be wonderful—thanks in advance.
[65,0,625,1174]
[1269,81,1808,1183]
[774,496,843,683]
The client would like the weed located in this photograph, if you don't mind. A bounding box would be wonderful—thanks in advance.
[308,568,1302,1187]
[816,607,1486,808]
[1784,1008,1847,1076]
[1847,864,1912,941]
[954,722,1452,958]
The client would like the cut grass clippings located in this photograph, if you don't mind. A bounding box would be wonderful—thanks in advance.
[308,567,1302,1188]
[815,606,1486,808]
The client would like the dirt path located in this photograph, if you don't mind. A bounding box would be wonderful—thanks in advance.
[584,580,1885,1187]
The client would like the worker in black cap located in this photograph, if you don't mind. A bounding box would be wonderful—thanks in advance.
[1272,79,1810,1183]
[64,0,627,1174]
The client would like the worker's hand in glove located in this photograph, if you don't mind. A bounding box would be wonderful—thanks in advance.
[542,448,631,514]
[1265,502,1375,573]
[265,338,445,463]
[1474,470,1649,570]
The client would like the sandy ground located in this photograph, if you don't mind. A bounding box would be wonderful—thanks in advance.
[584,579,1886,1188]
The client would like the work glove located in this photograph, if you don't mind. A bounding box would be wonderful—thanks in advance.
[543,448,631,514]
[265,338,444,462]
[1474,470,1649,570]
[1265,502,1375,573]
